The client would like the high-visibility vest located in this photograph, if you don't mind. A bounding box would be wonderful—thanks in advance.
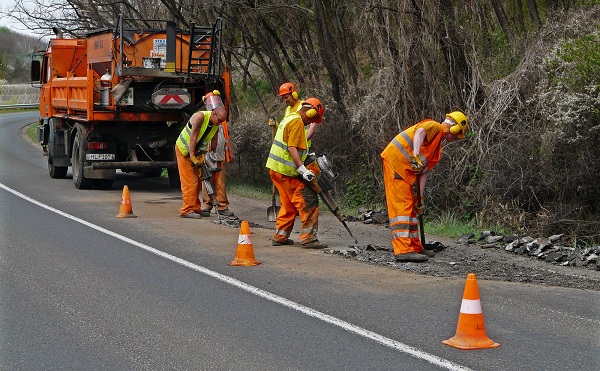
[176,111,219,156]
[381,119,444,184]
[266,112,308,177]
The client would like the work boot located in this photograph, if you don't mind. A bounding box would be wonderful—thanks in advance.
[180,212,201,219]
[218,209,235,217]
[272,238,295,246]
[394,252,428,262]
[301,240,328,249]
[418,249,435,258]
[200,210,211,217]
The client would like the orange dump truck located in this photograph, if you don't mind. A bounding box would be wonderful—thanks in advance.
[31,14,230,189]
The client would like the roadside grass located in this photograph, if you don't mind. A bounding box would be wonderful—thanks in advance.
[424,212,504,239]
[227,180,272,200]
[26,124,37,142]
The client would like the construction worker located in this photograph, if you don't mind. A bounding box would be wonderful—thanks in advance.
[266,98,327,248]
[279,82,318,143]
[200,119,235,217]
[175,92,227,218]
[381,111,468,262]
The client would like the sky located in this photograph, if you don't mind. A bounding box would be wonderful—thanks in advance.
[0,0,39,37]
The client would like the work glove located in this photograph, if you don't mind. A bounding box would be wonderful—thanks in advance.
[415,203,424,216]
[297,165,315,182]
[190,154,205,169]
[409,155,424,174]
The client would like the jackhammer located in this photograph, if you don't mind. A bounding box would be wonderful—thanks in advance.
[303,153,359,244]
[195,152,222,219]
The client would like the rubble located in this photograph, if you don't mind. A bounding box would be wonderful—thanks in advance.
[351,209,600,272]
[457,231,600,270]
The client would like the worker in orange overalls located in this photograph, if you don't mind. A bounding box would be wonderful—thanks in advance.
[200,69,236,218]
[175,92,227,219]
[266,98,327,248]
[381,111,468,262]
[200,118,235,217]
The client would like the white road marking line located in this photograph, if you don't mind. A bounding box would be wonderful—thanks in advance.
[1,183,471,371]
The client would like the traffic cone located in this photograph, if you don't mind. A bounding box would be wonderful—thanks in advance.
[116,185,137,218]
[229,220,260,266]
[442,273,500,350]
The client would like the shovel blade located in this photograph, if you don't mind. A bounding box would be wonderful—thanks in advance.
[267,205,280,222]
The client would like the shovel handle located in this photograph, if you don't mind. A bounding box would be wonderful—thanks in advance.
[269,118,278,206]
[415,174,426,244]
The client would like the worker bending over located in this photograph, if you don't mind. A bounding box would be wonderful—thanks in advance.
[175,92,227,219]
[381,111,468,262]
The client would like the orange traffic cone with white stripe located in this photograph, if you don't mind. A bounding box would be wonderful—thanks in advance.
[229,220,260,266]
[442,273,500,350]
[116,185,137,218]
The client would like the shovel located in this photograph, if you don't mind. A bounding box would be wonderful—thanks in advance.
[415,173,439,250]
[267,118,280,221]
[267,183,280,222]
[414,174,426,245]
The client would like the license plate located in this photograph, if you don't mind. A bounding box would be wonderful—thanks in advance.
[86,153,115,161]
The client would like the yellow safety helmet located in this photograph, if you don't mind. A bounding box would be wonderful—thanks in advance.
[446,111,468,139]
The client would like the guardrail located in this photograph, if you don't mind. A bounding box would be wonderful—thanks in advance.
[0,104,39,109]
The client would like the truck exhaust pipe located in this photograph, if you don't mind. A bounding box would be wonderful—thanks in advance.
[164,21,176,72]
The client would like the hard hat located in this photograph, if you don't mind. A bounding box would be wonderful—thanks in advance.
[279,82,299,100]
[204,90,224,111]
[302,97,324,124]
[445,111,468,139]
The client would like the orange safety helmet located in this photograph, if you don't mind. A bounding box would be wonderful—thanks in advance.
[278,82,299,100]
[302,97,324,124]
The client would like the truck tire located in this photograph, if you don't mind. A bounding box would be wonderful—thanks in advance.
[48,158,68,179]
[47,119,68,179]
[72,131,94,189]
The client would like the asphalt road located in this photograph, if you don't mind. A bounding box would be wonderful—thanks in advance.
[1,111,599,370]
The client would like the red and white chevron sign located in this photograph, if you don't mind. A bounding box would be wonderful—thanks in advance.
[152,88,191,109]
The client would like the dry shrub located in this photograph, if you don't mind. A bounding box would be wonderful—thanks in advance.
[476,196,529,233]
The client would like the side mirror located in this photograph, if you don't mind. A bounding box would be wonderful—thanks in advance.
[31,59,41,83]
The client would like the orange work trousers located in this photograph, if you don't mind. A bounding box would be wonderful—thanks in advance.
[175,146,202,215]
[382,159,423,255]
[202,161,230,211]
[269,169,319,244]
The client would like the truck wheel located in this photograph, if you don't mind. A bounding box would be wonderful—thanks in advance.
[72,132,94,189]
[48,158,68,179]
[167,167,180,188]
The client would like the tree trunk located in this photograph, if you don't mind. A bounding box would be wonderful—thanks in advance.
[489,0,515,47]
[527,0,542,29]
